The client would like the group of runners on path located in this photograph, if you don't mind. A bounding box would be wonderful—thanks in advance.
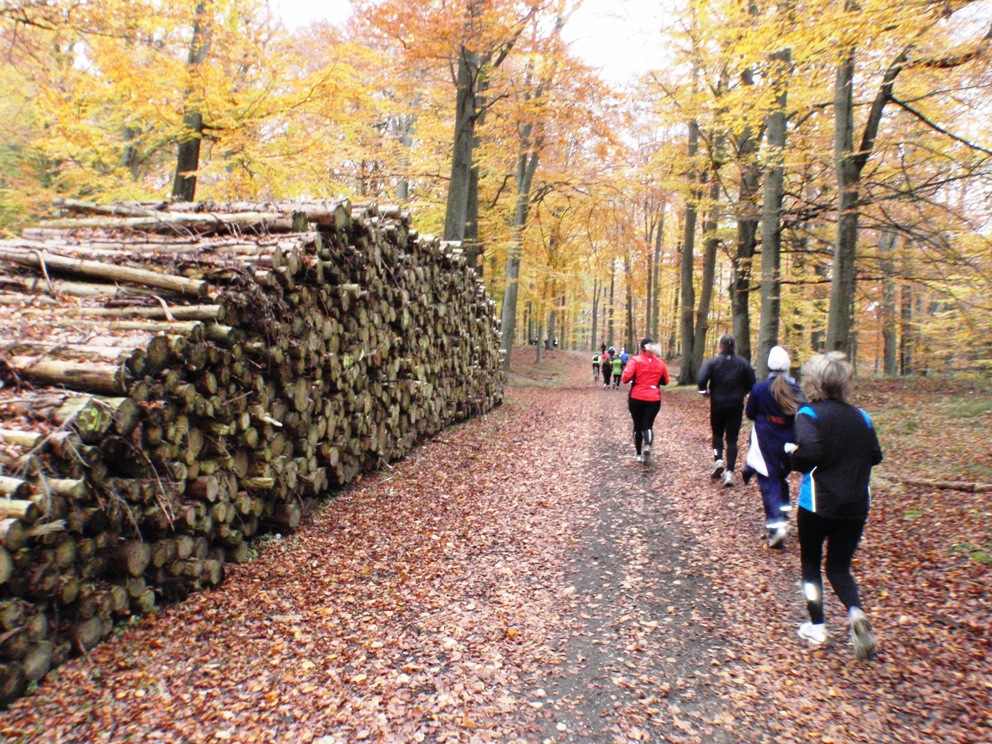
[591,335,883,661]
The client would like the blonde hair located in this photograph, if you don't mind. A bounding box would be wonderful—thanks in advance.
[800,352,853,403]
[645,343,661,357]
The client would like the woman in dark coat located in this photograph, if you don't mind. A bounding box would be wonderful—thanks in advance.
[743,346,806,548]
[790,352,883,661]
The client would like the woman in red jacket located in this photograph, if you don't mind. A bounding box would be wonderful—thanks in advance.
[620,338,670,464]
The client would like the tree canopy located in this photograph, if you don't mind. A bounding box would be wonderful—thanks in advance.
[2,0,991,374]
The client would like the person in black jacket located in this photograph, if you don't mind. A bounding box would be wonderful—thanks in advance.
[697,334,756,487]
[789,352,883,661]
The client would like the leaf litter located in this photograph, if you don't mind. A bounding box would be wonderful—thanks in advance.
[0,353,988,743]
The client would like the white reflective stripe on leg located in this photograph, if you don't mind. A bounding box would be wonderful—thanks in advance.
[803,582,821,603]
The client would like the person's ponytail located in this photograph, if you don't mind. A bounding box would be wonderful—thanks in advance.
[771,373,799,416]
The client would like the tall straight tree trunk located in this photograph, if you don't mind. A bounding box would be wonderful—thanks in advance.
[827,49,860,355]
[624,255,634,351]
[172,1,211,202]
[443,46,478,244]
[691,178,721,372]
[899,252,915,375]
[392,113,415,201]
[535,306,545,363]
[499,129,540,371]
[645,239,655,343]
[879,231,899,375]
[650,203,665,341]
[608,269,616,347]
[756,47,792,375]
[590,278,600,351]
[826,38,906,354]
[678,120,702,385]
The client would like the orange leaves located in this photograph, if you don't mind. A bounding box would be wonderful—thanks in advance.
[0,357,988,743]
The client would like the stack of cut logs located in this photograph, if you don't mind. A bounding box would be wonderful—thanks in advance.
[0,198,503,706]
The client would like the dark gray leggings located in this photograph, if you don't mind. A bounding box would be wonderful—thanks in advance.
[797,507,865,625]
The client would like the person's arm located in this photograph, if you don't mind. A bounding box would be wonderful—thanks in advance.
[861,409,884,466]
[745,384,759,420]
[621,357,636,384]
[697,358,712,393]
[790,407,824,473]
[659,361,670,386]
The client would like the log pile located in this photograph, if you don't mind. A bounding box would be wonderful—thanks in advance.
[0,198,503,705]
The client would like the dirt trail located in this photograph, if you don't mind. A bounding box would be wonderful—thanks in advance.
[2,352,989,743]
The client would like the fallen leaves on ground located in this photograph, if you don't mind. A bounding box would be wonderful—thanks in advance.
[0,353,988,743]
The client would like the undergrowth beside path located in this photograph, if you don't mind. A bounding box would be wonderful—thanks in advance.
[1,351,988,743]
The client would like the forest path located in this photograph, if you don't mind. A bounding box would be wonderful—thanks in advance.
[2,352,989,743]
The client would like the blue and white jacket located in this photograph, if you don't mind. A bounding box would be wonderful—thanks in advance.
[791,399,883,521]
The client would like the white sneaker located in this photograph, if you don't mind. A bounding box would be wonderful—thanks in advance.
[798,622,827,645]
[849,607,877,661]
[722,470,734,487]
[642,444,651,464]
[768,523,788,549]
[635,454,644,463]
[711,459,725,479]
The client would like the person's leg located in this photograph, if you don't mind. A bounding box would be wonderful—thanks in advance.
[723,405,744,472]
[757,475,781,527]
[823,519,866,611]
[710,406,727,458]
[628,398,645,455]
[641,400,661,440]
[778,476,792,522]
[640,400,660,461]
[797,507,828,626]
[824,518,876,659]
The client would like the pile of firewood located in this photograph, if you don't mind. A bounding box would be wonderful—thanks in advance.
[0,198,503,705]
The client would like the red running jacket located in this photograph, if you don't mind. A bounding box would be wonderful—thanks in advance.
[621,353,670,402]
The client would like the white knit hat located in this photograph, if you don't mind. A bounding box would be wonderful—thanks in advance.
[768,345,791,372]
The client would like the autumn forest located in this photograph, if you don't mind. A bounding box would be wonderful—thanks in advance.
[2,0,992,378]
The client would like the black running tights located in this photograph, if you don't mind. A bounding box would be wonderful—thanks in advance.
[710,404,743,470]
[797,507,866,625]
[628,398,661,454]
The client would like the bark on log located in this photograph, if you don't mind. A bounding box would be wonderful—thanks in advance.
[0,521,26,552]
[22,641,52,683]
[0,197,505,709]
[0,247,208,296]
[107,541,152,578]
[34,212,294,236]
[0,662,27,707]
[0,502,40,524]
[5,357,128,396]
[0,548,12,585]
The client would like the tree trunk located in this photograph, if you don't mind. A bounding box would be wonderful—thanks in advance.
[650,206,664,342]
[755,48,791,376]
[607,268,616,348]
[171,1,212,202]
[900,251,915,375]
[827,40,905,355]
[624,255,635,351]
[691,178,721,373]
[678,121,701,385]
[499,144,539,372]
[590,278,599,352]
[879,231,899,375]
[444,46,478,244]
[827,51,860,355]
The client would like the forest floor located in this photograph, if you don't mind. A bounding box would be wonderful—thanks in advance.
[1,351,990,744]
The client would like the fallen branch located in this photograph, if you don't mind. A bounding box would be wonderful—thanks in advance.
[891,476,992,493]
